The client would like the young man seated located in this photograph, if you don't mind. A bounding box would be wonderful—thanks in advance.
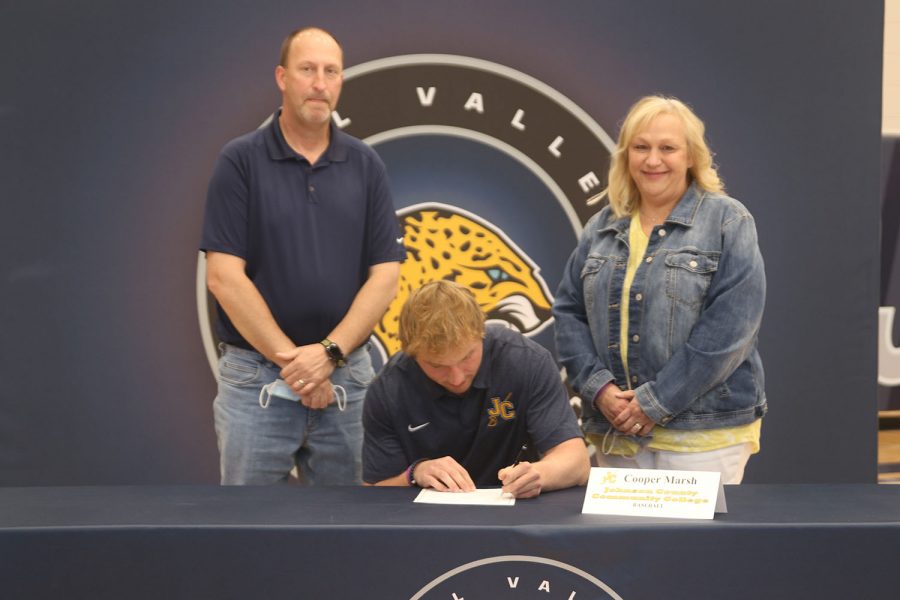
[362,280,590,498]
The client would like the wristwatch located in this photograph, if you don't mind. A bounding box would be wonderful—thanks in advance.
[320,338,346,367]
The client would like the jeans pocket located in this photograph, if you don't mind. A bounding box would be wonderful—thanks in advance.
[344,349,375,388]
[219,353,262,387]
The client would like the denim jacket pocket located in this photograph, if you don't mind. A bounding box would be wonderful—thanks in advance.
[580,255,607,278]
[664,250,719,308]
[580,255,610,314]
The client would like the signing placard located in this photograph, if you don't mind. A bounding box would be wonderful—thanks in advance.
[581,467,722,520]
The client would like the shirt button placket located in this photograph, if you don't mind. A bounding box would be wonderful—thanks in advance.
[305,166,317,203]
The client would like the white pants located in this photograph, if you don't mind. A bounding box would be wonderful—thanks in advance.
[594,443,754,484]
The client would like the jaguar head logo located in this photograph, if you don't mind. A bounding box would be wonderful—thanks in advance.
[373,203,554,358]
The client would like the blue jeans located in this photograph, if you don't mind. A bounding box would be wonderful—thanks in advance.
[213,343,374,485]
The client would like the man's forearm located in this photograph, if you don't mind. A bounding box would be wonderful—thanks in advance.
[326,261,400,354]
[534,438,591,491]
[206,252,295,366]
[369,471,410,487]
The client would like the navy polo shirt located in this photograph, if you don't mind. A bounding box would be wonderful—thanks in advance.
[201,110,405,348]
[362,326,583,486]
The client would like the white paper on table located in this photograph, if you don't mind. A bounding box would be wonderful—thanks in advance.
[414,487,515,506]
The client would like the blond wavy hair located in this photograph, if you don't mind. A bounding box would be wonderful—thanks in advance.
[399,281,485,357]
[593,95,724,218]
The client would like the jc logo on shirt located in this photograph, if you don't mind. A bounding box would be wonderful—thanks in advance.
[487,393,516,427]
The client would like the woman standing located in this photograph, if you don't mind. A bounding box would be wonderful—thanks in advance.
[553,96,766,483]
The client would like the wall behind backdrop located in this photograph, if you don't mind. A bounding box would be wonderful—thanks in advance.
[0,0,883,485]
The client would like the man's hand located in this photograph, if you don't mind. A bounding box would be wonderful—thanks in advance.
[497,462,543,498]
[300,379,334,410]
[413,457,476,492]
[277,343,335,396]
[497,439,589,497]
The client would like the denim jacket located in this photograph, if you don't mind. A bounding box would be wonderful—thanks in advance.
[553,183,767,432]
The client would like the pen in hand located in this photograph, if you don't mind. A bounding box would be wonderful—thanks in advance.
[500,443,529,499]
[512,443,528,467]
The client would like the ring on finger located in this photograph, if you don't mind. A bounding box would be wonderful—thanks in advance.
[631,422,642,432]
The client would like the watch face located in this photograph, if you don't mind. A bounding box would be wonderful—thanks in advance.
[323,341,345,364]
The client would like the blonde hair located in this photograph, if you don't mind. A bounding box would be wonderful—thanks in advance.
[399,281,485,357]
[597,95,724,218]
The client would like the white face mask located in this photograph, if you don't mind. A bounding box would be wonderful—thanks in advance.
[257,379,347,411]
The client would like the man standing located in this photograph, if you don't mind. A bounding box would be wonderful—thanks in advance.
[363,281,589,498]
[201,27,404,484]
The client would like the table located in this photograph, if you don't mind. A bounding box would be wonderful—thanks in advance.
[2,484,898,598]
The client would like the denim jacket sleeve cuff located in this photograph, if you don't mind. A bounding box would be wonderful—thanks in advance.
[583,370,616,408]
[635,383,674,426]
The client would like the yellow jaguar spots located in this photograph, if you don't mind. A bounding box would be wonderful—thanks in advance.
[373,204,554,357]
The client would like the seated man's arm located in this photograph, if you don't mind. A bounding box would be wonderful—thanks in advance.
[496,340,591,499]
[363,373,474,492]
[368,457,476,492]
[498,438,590,499]
[364,473,406,487]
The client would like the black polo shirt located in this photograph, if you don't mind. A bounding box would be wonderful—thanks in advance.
[200,109,405,348]
[363,326,583,486]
